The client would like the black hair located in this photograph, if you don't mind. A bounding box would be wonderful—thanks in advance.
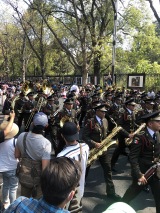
[41,157,81,206]
[32,125,45,134]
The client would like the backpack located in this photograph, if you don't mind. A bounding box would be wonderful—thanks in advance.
[17,133,42,196]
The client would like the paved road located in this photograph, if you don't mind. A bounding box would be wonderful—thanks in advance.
[83,146,156,213]
[0,109,156,213]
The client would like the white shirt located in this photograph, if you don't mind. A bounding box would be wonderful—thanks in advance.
[0,138,18,172]
[57,142,89,197]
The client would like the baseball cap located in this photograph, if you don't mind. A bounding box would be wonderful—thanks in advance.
[62,122,79,142]
[33,112,48,127]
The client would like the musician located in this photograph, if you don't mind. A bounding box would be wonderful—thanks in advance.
[78,89,91,128]
[103,92,113,107]
[14,92,26,130]
[111,99,135,171]
[82,104,121,201]
[43,95,59,149]
[153,95,160,111]
[122,111,160,213]
[53,98,79,155]
[2,93,12,115]
[22,92,37,132]
[142,98,155,114]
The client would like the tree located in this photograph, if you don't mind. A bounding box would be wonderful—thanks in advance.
[21,0,115,85]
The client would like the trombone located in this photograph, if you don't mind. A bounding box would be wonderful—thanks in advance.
[25,97,44,130]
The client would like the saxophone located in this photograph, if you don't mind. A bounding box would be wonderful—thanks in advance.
[87,126,122,167]
[125,123,146,146]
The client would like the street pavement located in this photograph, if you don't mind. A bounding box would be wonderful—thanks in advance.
[82,148,156,213]
[0,107,156,213]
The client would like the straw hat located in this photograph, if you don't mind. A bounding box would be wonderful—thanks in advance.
[0,121,19,139]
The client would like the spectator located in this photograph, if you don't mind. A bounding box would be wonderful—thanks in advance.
[0,121,19,210]
[0,111,16,143]
[15,112,51,199]
[4,157,81,213]
[57,122,89,212]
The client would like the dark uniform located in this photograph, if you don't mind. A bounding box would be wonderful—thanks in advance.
[111,99,137,169]
[43,95,59,150]
[82,104,121,201]
[122,111,160,213]
[14,92,26,129]
[53,98,79,155]
[22,92,37,132]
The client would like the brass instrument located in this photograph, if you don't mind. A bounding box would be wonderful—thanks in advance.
[25,96,44,130]
[87,126,122,167]
[59,115,72,128]
[125,123,146,146]
[22,81,34,96]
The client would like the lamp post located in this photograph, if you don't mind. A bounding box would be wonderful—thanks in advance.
[111,0,118,85]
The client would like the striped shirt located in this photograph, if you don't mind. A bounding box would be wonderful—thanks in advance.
[57,142,89,197]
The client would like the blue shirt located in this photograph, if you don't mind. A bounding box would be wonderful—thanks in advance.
[4,197,70,213]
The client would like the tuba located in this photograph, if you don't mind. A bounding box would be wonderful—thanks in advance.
[87,126,122,167]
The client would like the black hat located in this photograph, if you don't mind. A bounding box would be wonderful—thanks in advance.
[141,111,160,122]
[27,92,34,96]
[62,122,79,141]
[19,92,25,97]
[63,98,73,104]
[114,94,122,100]
[104,92,112,97]
[154,95,160,100]
[92,93,99,99]
[125,98,136,106]
[37,89,43,94]
[143,98,154,105]
[91,101,101,108]
[47,95,54,101]
[94,104,107,112]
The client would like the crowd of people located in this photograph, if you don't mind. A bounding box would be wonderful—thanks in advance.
[0,79,160,213]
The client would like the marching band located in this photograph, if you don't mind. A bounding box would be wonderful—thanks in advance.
[0,79,160,212]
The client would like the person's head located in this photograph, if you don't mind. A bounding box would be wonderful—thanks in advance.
[47,95,54,104]
[63,98,73,110]
[114,95,122,105]
[125,99,136,111]
[144,99,154,110]
[104,92,112,101]
[61,121,79,143]
[94,104,107,119]
[41,157,81,207]
[27,92,34,100]
[0,121,19,139]
[142,111,160,132]
[32,112,48,134]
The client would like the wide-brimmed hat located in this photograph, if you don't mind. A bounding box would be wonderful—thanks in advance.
[141,111,160,122]
[47,95,54,101]
[27,92,34,96]
[0,121,19,139]
[63,98,73,104]
[125,98,136,106]
[94,104,107,112]
[62,122,79,142]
